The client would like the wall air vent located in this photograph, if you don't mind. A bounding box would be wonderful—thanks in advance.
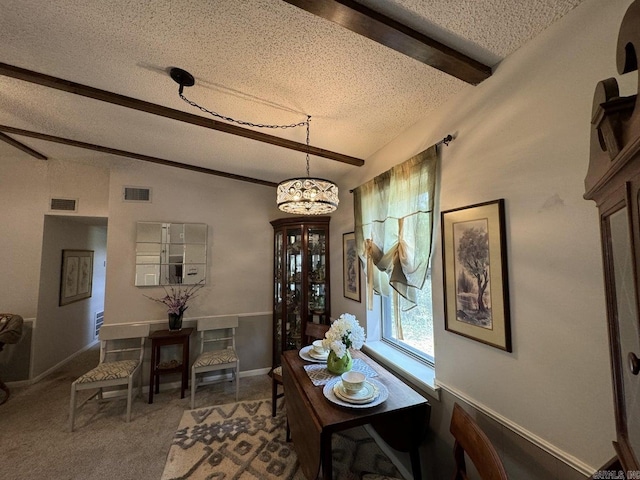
[123,186,152,203]
[50,198,78,212]
[94,310,104,339]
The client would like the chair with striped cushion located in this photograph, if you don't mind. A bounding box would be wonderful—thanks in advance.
[190,315,239,409]
[69,323,149,431]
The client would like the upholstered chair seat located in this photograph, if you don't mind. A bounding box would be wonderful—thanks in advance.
[193,349,238,368]
[75,360,139,384]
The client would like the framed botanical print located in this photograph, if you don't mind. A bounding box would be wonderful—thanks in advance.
[441,199,511,351]
[343,232,361,302]
[60,250,94,306]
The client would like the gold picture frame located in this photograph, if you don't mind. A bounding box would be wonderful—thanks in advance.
[441,199,511,351]
[343,232,361,302]
[60,250,94,306]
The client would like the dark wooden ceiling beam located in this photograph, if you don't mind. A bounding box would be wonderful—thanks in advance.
[0,124,278,188]
[282,0,491,85]
[0,62,365,167]
[0,131,48,160]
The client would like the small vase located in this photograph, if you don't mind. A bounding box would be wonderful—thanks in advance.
[168,312,183,331]
[327,349,353,375]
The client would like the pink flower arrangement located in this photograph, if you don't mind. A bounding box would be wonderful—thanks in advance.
[144,281,204,315]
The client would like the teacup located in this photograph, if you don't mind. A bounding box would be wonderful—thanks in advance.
[341,371,365,394]
[312,339,328,356]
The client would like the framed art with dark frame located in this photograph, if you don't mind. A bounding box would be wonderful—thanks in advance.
[342,232,361,302]
[60,249,94,306]
[441,199,511,351]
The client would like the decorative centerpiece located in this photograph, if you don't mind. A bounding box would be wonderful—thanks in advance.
[144,281,204,331]
[322,313,365,374]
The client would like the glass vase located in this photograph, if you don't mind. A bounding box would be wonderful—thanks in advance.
[326,349,353,375]
[168,312,183,331]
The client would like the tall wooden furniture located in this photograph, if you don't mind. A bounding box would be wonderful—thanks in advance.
[148,328,193,404]
[584,0,640,471]
[450,403,508,480]
[271,216,330,369]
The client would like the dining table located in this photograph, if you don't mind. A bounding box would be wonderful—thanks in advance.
[282,348,431,480]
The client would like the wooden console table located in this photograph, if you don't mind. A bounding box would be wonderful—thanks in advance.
[282,349,430,480]
[148,328,193,404]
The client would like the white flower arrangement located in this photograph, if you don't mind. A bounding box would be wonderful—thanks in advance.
[322,313,365,358]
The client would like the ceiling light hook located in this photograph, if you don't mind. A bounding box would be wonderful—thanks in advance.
[169,67,195,96]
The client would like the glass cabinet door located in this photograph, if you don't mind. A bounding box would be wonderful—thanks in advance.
[285,228,303,350]
[271,217,330,368]
[308,227,328,324]
[273,231,283,363]
[607,205,640,465]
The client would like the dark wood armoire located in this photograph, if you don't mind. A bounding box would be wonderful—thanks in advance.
[584,0,640,471]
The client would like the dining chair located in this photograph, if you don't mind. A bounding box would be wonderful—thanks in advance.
[69,322,150,431]
[190,315,239,409]
[271,322,329,417]
[450,402,508,480]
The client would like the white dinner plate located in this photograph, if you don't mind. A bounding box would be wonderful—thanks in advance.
[299,345,327,363]
[323,377,388,409]
[333,381,378,404]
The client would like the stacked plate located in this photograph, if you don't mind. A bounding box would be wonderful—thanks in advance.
[333,380,378,404]
[298,345,328,363]
[308,348,329,361]
[323,377,389,408]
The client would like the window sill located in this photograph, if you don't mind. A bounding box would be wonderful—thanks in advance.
[362,341,440,401]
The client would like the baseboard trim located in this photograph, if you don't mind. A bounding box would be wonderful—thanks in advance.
[23,339,99,386]
[437,381,595,476]
[151,367,271,394]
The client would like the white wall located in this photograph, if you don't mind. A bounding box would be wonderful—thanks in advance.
[333,0,627,472]
[105,160,280,321]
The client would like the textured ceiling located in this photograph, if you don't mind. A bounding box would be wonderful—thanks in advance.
[0,0,586,187]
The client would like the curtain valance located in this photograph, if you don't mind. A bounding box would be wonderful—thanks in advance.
[353,145,438,314]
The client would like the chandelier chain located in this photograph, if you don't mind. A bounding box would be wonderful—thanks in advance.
[179,92,308,130]
[306,116,311,177]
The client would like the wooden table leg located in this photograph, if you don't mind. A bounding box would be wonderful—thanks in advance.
[321,431,332,480]
[180,337,189,398]
[409,446,422,480]
[148,345,157,404]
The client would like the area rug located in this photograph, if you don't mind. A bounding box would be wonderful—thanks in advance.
[161,398,402,480]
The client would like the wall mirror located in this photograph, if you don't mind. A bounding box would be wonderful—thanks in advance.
[135,222,207,286]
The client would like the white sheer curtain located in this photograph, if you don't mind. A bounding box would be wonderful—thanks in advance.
[353,145,439,327]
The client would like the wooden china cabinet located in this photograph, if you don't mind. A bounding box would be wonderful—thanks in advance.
[271,216,331,368]
[584,0,640,472]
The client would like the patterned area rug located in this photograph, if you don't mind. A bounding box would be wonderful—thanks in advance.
[161,399,402,480]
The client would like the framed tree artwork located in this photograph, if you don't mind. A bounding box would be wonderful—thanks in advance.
[60,250,94,306]
[441,199,511,351]
[343,232,361,302]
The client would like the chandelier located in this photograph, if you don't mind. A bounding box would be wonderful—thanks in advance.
[276,117,338,215]
[169,68,338,215]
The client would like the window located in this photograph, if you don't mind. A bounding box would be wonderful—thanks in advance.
[353,145,440,366]
[382,268,434,364]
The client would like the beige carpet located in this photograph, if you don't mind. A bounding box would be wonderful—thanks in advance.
[162,399,402,480]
